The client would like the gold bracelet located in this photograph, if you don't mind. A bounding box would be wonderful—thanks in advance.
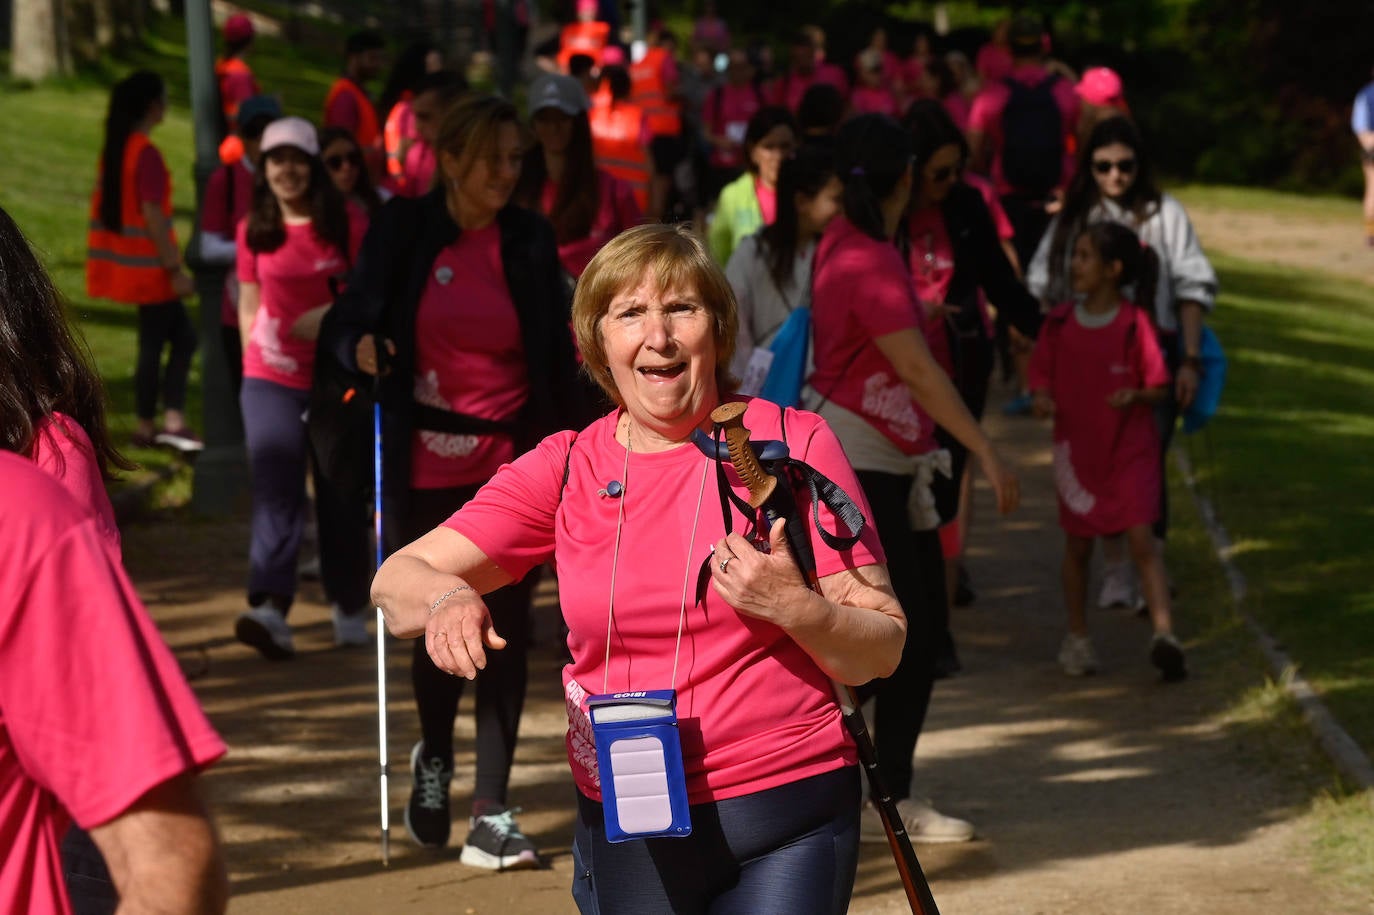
[429,584,474,615]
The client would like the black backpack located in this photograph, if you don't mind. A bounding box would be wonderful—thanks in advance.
[1000,75,1064,196]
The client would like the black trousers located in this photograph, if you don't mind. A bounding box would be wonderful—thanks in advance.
[134,299,197,420]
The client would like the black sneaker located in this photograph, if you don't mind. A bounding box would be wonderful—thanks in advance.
[404,742,453,848]
[459,807,541,871]
[1150,633,1188,682]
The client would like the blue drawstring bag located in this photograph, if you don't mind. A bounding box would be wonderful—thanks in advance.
[757,306,811,409]
[1181,325,1226,433]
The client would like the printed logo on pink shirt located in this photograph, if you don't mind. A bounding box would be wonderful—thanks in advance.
[1053,440,1097,516]
[251,312,298,375]
[414,370,481,458]
[862,373,924,442]
[565,676,600,788]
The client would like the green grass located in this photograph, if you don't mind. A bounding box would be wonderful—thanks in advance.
[1178,252,1374,760]
[1174,184,1363,221]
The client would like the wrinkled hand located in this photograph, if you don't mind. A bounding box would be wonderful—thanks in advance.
[1175,365,1199,409]
[710,519,809,625]
[978,448,1020,515]
[1032,391,1055,418]
[355,334,397,376]
[425,591,505,679]
[1107,387,1137,409]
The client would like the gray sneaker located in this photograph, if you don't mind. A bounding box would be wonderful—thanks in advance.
[1058,633,1099,676]
[331,605,371,648]
[235,604,295,660]
[460,808,541,870]
[861,798,975,844]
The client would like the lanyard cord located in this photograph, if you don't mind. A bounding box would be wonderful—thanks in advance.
[601,416,711,695]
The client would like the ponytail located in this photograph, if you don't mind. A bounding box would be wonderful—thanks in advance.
[758,143,835,287]
[1080,221,1157,316]
[99,71,165,232]
[834,114,912,241]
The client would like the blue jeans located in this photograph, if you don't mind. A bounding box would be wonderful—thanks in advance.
[571,766,860,914]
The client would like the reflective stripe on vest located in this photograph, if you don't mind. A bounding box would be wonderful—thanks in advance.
[629,47,681,137]
[86,133,177,304]
[325,78,381,150]
[384,91,413,180]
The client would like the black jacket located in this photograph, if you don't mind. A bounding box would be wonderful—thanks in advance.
[932,182,1042,339]
[322,189,596,505]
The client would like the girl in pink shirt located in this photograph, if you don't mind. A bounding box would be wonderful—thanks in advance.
[1028,222,1186,682]
[234,117,368,660]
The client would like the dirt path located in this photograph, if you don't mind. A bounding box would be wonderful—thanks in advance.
[118,390,1365,914]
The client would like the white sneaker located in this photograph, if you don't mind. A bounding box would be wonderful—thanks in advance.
[861,798,975,844]
[332,605,371,648]
[235,604,295,660]
[1098,559,1137,608]
[1058,633,1099,676]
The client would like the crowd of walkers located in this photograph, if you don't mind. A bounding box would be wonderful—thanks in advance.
[0,6,1229,914]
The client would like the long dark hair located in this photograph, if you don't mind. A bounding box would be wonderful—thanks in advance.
[834,113,913,241]
[318,126,384,216]
[743,106,797,175]
[902,98,968,197]
[514,111,599,244]
[0,207,130,478]
[1048,116,1161,295]
[757,144,836,287]
[99,71,165,232]
[1078,221,1159,316]
[246,143,352,261]
[379,41,438,124]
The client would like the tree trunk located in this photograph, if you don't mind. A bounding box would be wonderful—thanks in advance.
[11,0,69,79]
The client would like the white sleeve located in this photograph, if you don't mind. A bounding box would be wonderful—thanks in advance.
[1025,217,1056,302]
[1157,194,1218,311]
[725,235,758,356]
[199,231,238,265]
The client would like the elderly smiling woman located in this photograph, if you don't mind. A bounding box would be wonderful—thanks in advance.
[372,223,905,913]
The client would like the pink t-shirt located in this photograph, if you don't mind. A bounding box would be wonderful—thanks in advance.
[238,208,367,389]
[201,160,255,326]
[325,84,363,135]
[541,171,643,278]
[815,61,850,95]
[942,91,971,132]
[768,70,817,112]
[967,64,1080,194]
[410,222,529,489]
[1027,302,1170,537]
[811,217,938,455]
[445,400,883,804]
[402,140,437,197]
[907,208,956,378]
[975,43,1013,83]
[218,65,258,117]
[29,413,119,555]
[0,454,225,915]
[704,84,763,169]
[850,85,900,117]
[754,178,777,226]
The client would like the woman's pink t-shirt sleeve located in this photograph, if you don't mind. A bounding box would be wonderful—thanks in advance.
[30,414,120,554]
[235,218,257,283]
[826,243,920,340]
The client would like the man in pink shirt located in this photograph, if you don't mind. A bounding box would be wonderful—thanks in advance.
[966,14,1079,265]
[0,453,228,915]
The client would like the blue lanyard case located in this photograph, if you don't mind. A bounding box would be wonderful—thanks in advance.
[586,689,693,842]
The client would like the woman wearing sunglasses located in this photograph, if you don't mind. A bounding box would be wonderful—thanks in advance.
[900,99,1040,619]
[320,126,389,216]
[1027,115,1218,612]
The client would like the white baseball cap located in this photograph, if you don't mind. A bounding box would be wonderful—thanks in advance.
[260,116,321,157]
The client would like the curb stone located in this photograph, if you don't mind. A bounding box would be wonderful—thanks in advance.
[1174,447,1374,791]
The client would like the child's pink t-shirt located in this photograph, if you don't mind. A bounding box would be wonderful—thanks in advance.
[238,208,366,389]
[1027,302,1170,537]
[0,455,225,915]
[810,216,938,455]
[541,170,643,278]
[29,413,120,554]
[446,400,883,804]
[410,222,529,489]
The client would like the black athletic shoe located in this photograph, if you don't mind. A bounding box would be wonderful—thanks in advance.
[459,808,541,871]
[1150,633,1188,682]
[404,741,453,848]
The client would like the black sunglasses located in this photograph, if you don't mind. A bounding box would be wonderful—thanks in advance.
[324,151,362,171]
[1092,157,1137,175]
[927,165,959,184]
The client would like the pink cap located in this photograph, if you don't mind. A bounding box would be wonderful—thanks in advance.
[1076,66,1124,107]
[224,13,254,44]
[600,45,626,67]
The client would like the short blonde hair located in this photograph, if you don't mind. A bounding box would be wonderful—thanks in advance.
[573,223,738,405]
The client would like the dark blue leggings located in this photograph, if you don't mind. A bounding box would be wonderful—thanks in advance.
[571,766,860,914]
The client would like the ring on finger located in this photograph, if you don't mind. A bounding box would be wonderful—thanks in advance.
[719,555,733,573]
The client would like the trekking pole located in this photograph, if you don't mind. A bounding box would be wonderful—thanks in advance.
[372,346,391,866]
[710,403,940,915]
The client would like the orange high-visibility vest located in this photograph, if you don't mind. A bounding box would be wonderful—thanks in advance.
[214,57,255,121]
[384,91,413,182]
[558,20,610,72]
[629,46,681,138]
[86,133,177,305]
[324,77,382,151]
[590,97,650,211]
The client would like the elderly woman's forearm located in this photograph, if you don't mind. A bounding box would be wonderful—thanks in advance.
[779,587,906,685]
[371,554,455,637]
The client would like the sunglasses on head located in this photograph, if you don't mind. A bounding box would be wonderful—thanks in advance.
[1092,157,1136,175]
[324,151,362,171]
